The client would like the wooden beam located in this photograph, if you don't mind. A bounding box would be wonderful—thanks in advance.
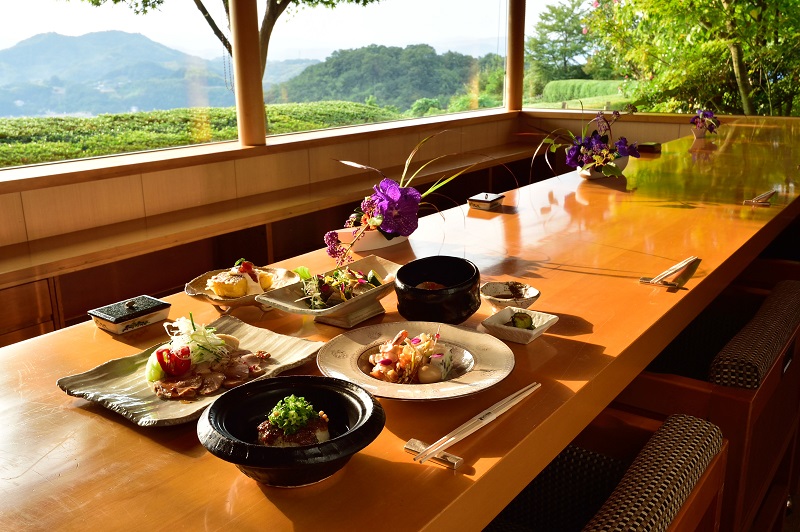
[506,0,526,111]
[230,0,267,146]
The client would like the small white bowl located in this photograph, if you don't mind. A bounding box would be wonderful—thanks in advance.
[480,281,540,312]
[481,307,558,344]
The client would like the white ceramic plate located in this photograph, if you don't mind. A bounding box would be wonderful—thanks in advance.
[185,266,300,312]
[317,321,515,400]
[255,255,401,328]
[56,315,324,427]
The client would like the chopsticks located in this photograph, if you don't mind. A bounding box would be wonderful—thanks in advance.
[743,190,777,206]
[413,382,541,464]
[639,256,699,287]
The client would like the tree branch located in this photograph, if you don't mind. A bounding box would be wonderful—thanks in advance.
[192,0,232,56]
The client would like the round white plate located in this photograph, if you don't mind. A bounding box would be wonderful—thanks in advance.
[317,321,515,400]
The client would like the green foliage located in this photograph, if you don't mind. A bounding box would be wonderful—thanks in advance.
[525,0,593,94]
[541,80,628,103]
[583,0,800,116]
[0,101,402,168]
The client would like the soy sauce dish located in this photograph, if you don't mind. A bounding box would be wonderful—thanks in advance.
[394,255,481,324]
[197,375,385,487]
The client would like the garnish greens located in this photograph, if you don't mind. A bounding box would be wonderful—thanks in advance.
[268,395,319,435]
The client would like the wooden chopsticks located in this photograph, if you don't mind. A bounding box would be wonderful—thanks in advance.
[413,382,542,464]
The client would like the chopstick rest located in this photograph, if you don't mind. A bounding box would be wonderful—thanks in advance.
[404,438,463,469]
[413,382,542,465]
[639,256,699,287]
[743,190,777,206]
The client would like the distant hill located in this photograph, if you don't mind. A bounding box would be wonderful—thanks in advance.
[268,44,503,111]
[0,31,318,117]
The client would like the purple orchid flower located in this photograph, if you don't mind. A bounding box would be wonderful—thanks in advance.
[371,178,421,237]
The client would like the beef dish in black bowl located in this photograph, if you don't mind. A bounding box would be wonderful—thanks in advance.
[394,256,481,324]
[197,375,385,487]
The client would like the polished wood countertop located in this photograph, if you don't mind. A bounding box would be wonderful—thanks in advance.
[2,117,798,531]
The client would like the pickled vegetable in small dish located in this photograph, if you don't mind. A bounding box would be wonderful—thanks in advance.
[481,307,559,345]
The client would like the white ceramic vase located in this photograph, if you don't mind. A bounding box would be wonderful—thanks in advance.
[579,156,628,179]
[692,128,707,139]
[334,227,408,251]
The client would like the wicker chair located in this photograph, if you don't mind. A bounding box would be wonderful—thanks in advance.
[486,409,727,532]
[614,279,800,531]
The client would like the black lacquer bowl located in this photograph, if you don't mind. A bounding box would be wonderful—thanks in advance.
[394,255,481,324]
[197,375,385,487]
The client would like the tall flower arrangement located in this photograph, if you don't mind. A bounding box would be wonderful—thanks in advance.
[690,109,720,134]
[324,132,477,267]
[536,108,640,178]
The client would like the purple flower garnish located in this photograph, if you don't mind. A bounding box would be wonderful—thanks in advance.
[410,337,421,344]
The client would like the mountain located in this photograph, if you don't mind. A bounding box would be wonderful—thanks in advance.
[0,31,318,117]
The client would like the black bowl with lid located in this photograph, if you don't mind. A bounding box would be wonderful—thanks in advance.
[394,256,481,324]
[197,375,385,487]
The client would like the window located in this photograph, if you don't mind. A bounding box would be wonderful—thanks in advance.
[0,0,509,169]
[0,0,235,169]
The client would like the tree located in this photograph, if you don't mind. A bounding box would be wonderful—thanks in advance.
[525,0,592,95]
[584,0,800,116]
[80,0,382,80]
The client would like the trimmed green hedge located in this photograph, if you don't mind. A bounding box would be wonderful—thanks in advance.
[0,101,403,169]
[542,80,632,103]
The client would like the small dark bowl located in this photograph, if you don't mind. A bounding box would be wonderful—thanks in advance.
[394,256,481,324]
[197,375,385,487]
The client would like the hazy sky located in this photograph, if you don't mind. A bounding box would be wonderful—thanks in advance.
[1,0,548,61]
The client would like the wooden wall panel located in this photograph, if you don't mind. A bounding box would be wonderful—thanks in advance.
[308,139,370,183]
[0,193,26,246]
[21,175,145,240]
[141,161,236,216]
[234,150,310,196]
[0,280,52,338]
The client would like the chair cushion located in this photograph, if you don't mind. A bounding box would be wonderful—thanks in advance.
[708,280,800,388]
[583,414,722,532]
[486,445,629,532]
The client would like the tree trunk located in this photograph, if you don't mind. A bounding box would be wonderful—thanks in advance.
[727,40,755,115]
[260,0,292,78]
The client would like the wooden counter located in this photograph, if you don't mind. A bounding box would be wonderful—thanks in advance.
[1,117,798,531]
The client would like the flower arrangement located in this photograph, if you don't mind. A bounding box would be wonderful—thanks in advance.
[690,109,720,134]
[537,108,640,178]
[324,132,477,267]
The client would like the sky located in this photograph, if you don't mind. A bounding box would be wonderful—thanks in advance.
[0,0,548,61]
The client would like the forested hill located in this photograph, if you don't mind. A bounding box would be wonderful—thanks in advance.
[0,31,317,117]
[266,44,504,112]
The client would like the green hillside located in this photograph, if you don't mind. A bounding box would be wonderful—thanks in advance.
[0,101,402,168]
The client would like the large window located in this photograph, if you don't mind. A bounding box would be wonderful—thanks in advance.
[524,0,800,117]
[0,0,509,169]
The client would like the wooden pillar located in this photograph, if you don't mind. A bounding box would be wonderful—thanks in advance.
[230,0,267,146]
[506,0,526,112]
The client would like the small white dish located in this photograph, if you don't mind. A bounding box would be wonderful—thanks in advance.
[481,307,558,344]
[480,281,540,312]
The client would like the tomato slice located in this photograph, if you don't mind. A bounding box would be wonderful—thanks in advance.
[156,346,192,376]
